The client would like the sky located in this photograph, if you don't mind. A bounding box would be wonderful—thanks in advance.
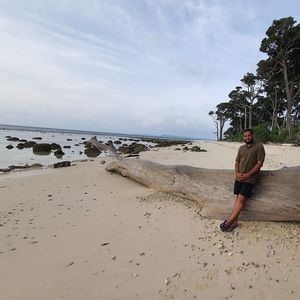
[0,0,299,139]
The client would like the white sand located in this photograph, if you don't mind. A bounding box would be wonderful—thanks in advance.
[0,141,299,300]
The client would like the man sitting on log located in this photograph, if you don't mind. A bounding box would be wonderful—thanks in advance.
[220,128,265,232]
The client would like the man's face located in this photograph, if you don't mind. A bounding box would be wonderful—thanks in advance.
[243,131,253,144]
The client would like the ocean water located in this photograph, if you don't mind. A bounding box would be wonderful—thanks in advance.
[0,125,159,169]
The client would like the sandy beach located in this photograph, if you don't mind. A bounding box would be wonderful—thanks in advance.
[0,141,299,300]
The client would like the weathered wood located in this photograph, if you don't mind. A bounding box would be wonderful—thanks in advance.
[89,137,300,221]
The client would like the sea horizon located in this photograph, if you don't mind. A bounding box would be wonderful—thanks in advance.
[0,123,203,141]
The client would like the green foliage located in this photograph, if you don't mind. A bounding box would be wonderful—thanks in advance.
[210,16,300,143]
[224,125,300,143]
[252,124,270,143]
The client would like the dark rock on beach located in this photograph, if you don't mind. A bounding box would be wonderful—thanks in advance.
[114,140,122,145]
[32,137,42,140]
[53,161,71,168]
[54,149,65,158]
[50,143,61,151]
[105,140,113,146]
[6,145,14,149]
[63,145,71,149]
[16,143,25,149]
[0,163,42,173]
[190,146,201,152]
[126,154,140,158]
[10,165,30,170]
[32,143,52,155]
[6,137,20,142]
[23,141,37,148]
[118,143,148,154]
[84,147,101,157]
[190,146,207,152]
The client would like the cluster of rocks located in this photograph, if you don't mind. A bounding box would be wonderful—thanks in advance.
[3,134,206,170]
[4,135,106,159]
[118,143,148,155]
[0,163,43,173]
[184,145,207,152]
[112,137,195,157]
[137,137,190,148]
[84,145,101,158]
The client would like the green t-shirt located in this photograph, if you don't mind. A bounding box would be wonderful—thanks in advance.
[235,142,265,184]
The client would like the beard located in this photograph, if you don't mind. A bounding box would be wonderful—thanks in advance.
[244,137,254,144]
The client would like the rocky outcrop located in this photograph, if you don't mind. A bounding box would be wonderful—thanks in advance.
[50,143,61,150]
[0,163,42,173]
[54,149,65,158]
[118,143,148,154]
[190,146,207,152]
[84,147,101,157]
[53,161,71,168]
[6,137,20,142]
[32,143,52,155]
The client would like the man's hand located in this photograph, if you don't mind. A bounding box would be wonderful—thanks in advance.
[235,172,244,181]
[236,172,250,181]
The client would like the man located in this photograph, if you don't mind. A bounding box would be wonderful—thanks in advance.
[220,128,265,232]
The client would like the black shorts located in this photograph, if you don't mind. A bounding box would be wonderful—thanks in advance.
[234,180,254,198]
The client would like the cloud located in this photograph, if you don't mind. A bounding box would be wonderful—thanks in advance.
[0,0,299,138]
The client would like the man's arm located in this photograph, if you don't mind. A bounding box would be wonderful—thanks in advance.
[235,161,243,181]
[240,161,264,181]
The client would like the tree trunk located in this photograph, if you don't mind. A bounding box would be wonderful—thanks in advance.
[88,136,300,221]
[249,104,252,129]
[272,87,280,130]
[106,159,300,221]
[219,119,224,141]
[282,61,292,138]
[244,107,247,129]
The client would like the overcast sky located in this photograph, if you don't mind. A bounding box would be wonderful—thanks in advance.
[0,0,299,138]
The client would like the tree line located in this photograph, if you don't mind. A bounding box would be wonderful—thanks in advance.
[209,17,300,143]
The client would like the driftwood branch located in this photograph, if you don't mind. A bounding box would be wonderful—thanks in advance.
[89,137,300,221]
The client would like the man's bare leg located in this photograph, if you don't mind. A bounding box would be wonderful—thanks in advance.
[225,194,247,227]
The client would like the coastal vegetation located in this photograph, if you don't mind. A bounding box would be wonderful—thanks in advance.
[209,17,300,143]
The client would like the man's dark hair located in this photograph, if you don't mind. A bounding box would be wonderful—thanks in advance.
[243,128,253,134]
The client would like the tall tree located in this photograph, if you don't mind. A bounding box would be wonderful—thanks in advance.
[257,59,287,131]
[215,102,231,141]
[228,87,247,131]
[259,17,300,138]
[240,72,262,128]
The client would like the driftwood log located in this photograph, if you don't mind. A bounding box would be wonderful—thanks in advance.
[89,137,300,221]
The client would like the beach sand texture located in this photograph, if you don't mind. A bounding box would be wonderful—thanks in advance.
[0,141,299,300]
